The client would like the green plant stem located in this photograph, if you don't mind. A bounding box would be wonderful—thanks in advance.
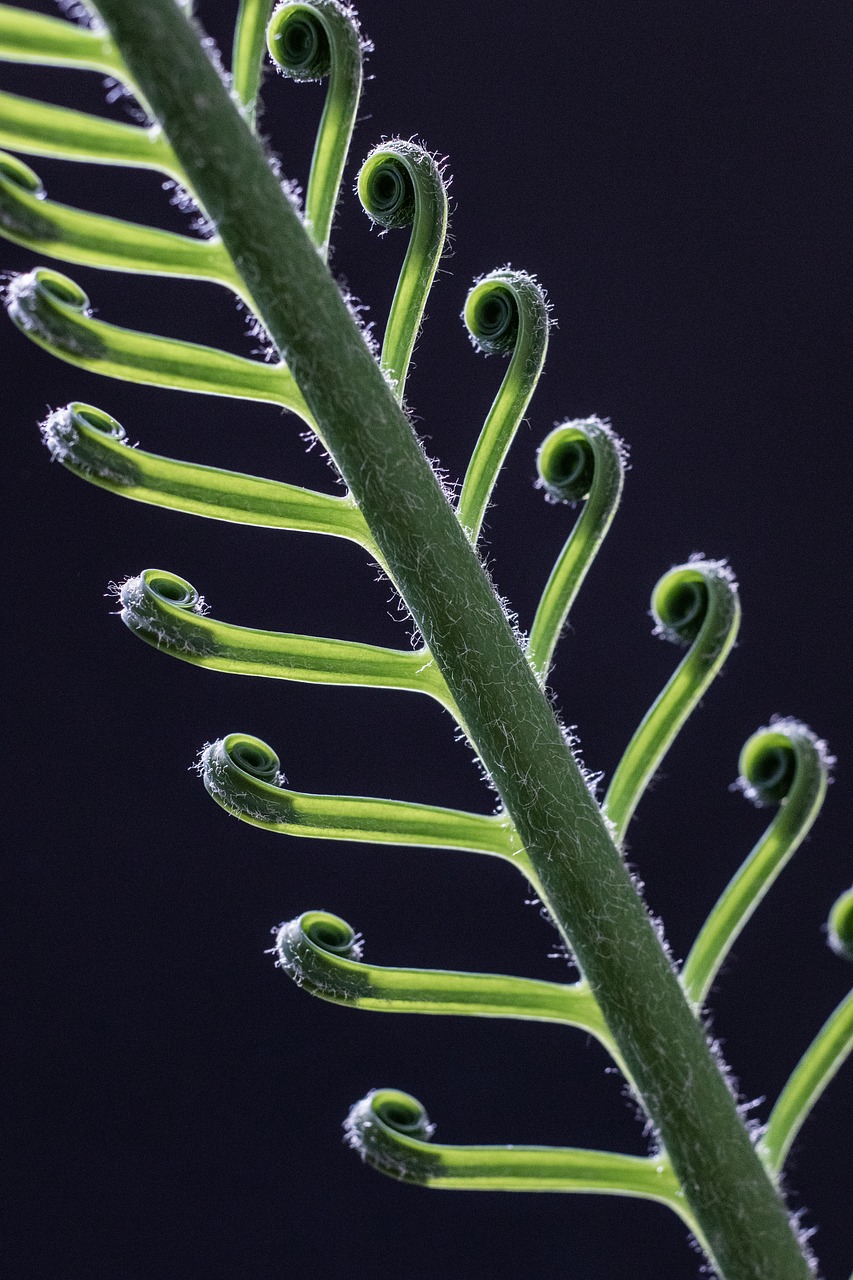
[761,988,853,1174]
[92,5,813,1276]
[232,0,275,122]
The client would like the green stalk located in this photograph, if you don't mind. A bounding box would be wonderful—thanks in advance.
[761,989,853,1174]
[90,4,814,1275]
[0,152,241,291]
[346,1089,696,1227]
[0,90,178,173]
[118,569,451,704]
[41,403,374,547]
[274,911,612,1045]
[232,0,275,122]
[0,4,125,78]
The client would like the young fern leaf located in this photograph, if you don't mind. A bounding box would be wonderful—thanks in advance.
[0,153,243,292]
[760,891,853,1174]
[200,733,533,874]
[267,0,366,257]
[118,568,452,704]
[526,418,626,680]
[344,1089,696,1229]
[0,3,125,79]
[603,558,740,844]
[6,267,313,420]
[456,270,549,542]
[41,403,375,548]
[232,0,275,122]
[357,140,448,402]
[273,911,616,1051]
[3,2,840,1275]
[0,88,179,173]
[682,720,831,1005]
[763,988,853,1176]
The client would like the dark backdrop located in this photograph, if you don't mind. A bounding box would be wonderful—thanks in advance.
[5,2,851,1277]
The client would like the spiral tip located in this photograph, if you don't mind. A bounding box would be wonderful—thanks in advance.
[116,568,212,650]
[463,268,550,357]
[5,268,100,358]
[536,416,625,504]
[273,911,366,999]
[199,734,291,826]
[828,889,853,962]
[357,139,447,232]
[267,0,366,81]
[344,1089,438,1183]
[737,717,832,807]
[651,556,737,647]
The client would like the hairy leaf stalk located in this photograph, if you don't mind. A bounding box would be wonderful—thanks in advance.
[91,4,812,1277]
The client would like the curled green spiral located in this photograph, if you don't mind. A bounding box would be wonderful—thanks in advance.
[603,558,741,843]
[357,140,448,401]
[268,2,333,78]
[201,734,530,869]
[456,270,550,542]
[118,568,451,700]
[526,418,626,678]
[683,719,831,1004]
[537,423,596,502]
[0,151,49,241]
[273,911,615,1046]
[344,1088,693,1218]
[267,0,365,255]
[40,403,375,546]
[5,267,312,421]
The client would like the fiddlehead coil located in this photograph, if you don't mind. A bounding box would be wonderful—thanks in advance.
[603,557,740,843]
[200,734,526,866]
[456,270,550,542]
[828,888,853,962]
[526,418,626,679]
[682,719,831,1005]
[273,911,614,1045]
[39,403,375,546]
[267,0,365,255]
[5,268,312,420]
[357,140,448,401]
[118,569,451,700]
[344,1089,691,1216]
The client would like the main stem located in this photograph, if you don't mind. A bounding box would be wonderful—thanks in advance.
[93,5,812,1277]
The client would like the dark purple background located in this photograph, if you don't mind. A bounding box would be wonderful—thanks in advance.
[5,2,851,1277]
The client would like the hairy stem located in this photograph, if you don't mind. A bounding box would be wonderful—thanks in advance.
[91,5,812,1276]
